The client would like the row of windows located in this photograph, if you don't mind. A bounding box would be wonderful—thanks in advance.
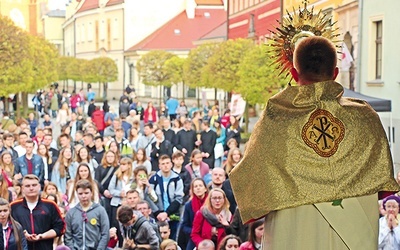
[229,0,266,15]
[76,18,119,43]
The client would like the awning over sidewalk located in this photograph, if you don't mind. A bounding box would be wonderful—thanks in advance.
[343,88,391,112]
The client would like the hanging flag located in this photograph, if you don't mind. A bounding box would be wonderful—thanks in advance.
[341,42,353,71]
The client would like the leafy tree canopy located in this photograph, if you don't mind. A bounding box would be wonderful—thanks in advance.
[84,57,118,84]
[237,45,287,105]
[27,35,60,92]
[183,43,219,88]
[66,57,88,82]
[203,38,254,92]
[0,15,32,95]
[136,50,175,87]
[164,56,186,85]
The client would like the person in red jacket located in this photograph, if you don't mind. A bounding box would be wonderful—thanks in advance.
[69,91,81,113]
[191,188,232,249]
[239,218,264,250]
[143,101,157,124]
[91,106,106,136]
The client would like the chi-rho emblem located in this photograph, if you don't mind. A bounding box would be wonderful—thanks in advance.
[301,109,345,157]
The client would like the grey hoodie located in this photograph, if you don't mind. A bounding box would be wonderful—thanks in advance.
[122,211,160,250]
[64,203,110,250]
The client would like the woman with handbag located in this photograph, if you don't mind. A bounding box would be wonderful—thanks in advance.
[94,150,119,226]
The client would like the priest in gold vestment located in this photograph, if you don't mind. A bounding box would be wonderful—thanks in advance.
[230,36,399,249]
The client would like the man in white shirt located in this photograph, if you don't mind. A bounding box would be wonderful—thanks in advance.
[14,131,29,157]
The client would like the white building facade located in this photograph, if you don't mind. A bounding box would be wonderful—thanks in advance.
[359,0,400,169]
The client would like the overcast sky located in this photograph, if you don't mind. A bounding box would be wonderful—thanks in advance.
[48,0,68,10]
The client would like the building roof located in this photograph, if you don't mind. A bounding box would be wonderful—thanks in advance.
[106,0,124,6]
[77,0,97,13]
[198,20,226,40]
[127,8,227,51]
[46,9,66,18]
[77,0,123,13]
[195,0,223,5]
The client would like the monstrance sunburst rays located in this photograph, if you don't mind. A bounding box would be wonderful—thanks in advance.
[268,0,341,79]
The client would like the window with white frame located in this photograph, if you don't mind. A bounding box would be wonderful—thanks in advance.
[76,25,80,43]
[100,19,106,41]
[81,23,85,42]
[112,18,118,40]
[88,22,94,42]
[375,20,382,80]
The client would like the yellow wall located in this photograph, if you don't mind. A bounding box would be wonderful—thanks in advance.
[284,0,345,22]
[0,0,47,35]
[75,8,124,55]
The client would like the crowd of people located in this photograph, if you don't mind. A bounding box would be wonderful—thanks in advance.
[0,44,400,250]
[0,86,260,250]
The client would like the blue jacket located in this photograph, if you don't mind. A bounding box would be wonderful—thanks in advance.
[166,98,179,115]
[149,171,183,216]
[108,173,135,207]
[212,126,226,145]
[14,154,45,184]
[28,119,38,137]
[181,201,196,250]
[51,162,77,194]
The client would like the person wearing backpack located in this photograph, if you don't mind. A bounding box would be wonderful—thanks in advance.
[117,205,159,250]
[149,154,184,241]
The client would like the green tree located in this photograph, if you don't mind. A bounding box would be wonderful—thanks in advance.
[236,44,287,132]
[184,43,219,88]
[20,35,60,116]
[203,39,254,92]
[0,15,32,111]
[136,50,175,103]
[28,35,59,91]
[85,57,118,99]
[237,45,286,105]
[58,56,73,81]
[183,43,219,105]
[165,56,187,101]
[67,57,88,91]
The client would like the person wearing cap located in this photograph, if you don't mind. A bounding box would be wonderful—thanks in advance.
[230,36,399,249]
[379,195,400,249]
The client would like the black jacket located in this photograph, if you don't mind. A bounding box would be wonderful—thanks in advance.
[175,129,197,165]
[150,140,173,172]
[95,165,118,195]
[11,198,65,250]
[199,130,217,169]
[87,103,96,117]
[163,129,176,146]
